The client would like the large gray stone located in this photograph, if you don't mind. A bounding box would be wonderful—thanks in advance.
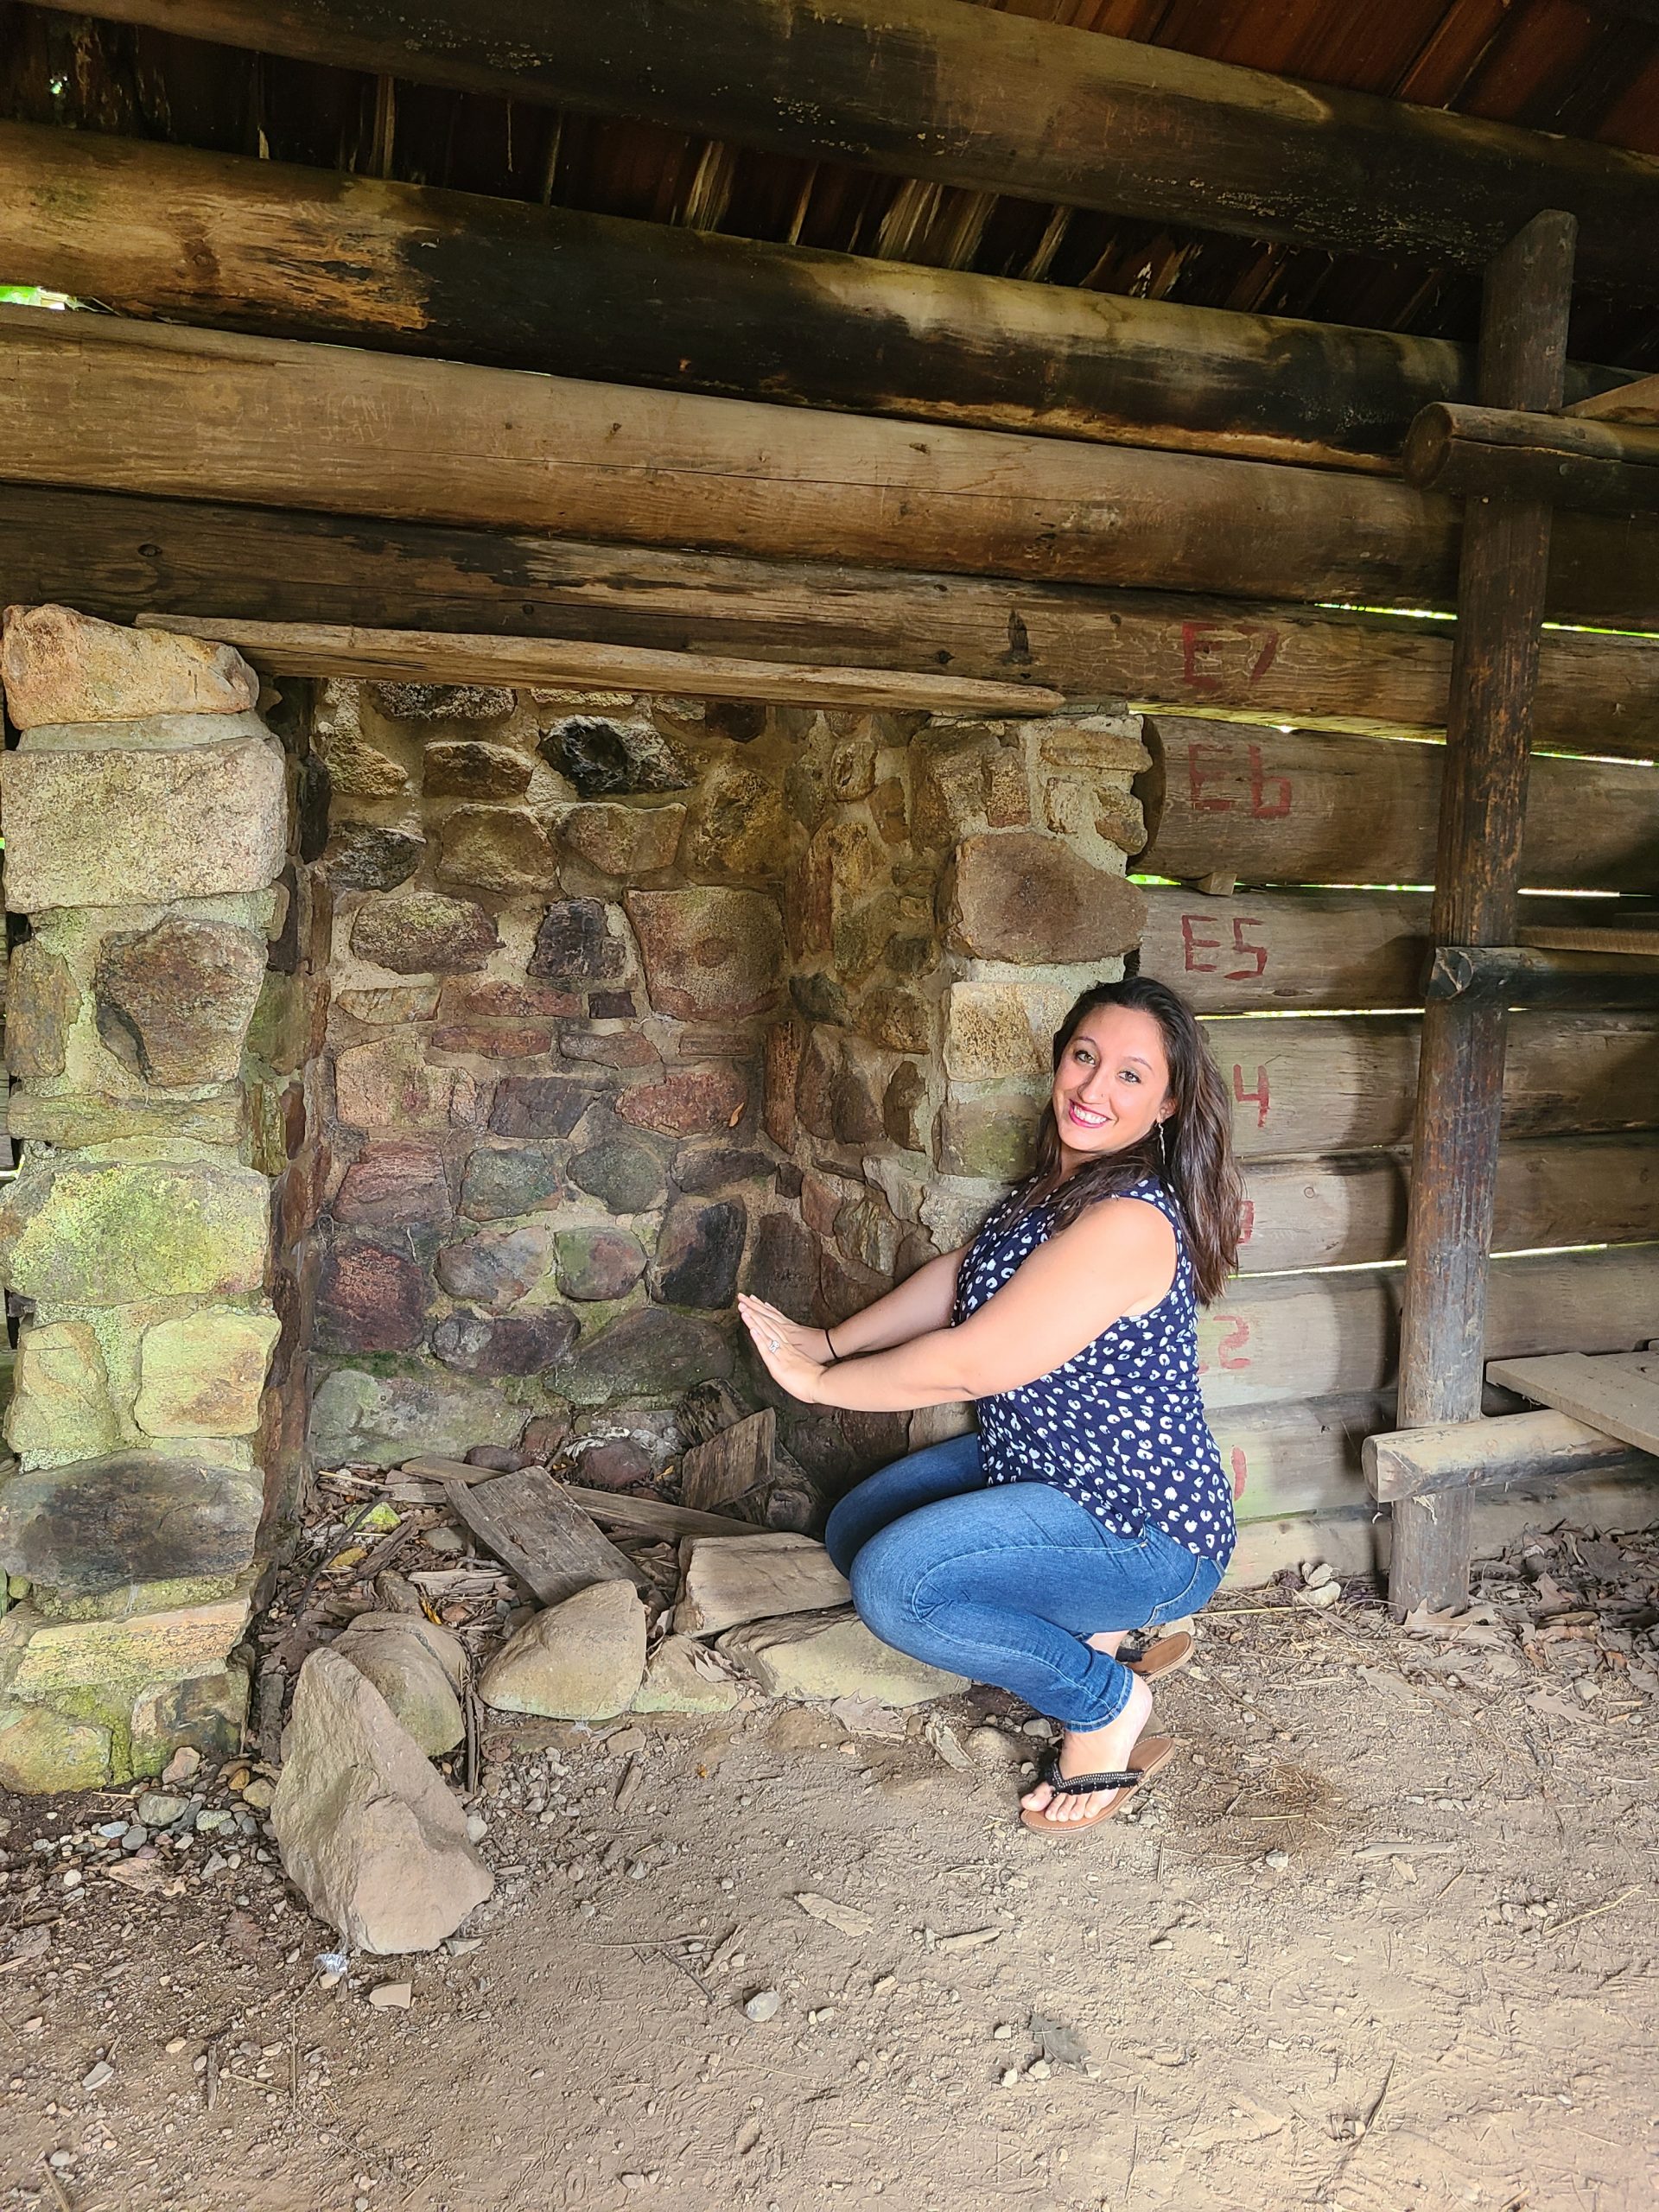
[479,1580,646,1719]
[94,916,267,1085]
[308,1365,520,1470]
[2,733,286,913]
[561,1308,732,1407]
[430,1306,579,1378]
[718,1609,968,1706]
[270,1649,493,1955]
[569,1133,667,1214]
[435,1222,554,1307]
[1,604,257,728]
[349,893,499,976]
[4,941,80,1079]
[321,824,426,891]
[329,1614,466,1758]
[459,1143,567,1222]
[0,1158,270,1306]
[437,807,560,893]
[0,1451,263,1599]
[423,739,534,797]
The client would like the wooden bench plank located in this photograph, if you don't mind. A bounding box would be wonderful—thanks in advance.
[1484,1352,1659,1456]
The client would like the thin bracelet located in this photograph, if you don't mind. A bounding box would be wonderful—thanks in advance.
[823,1327,842,1364]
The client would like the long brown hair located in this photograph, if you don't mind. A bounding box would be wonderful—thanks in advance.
[1013,974,1244,1305]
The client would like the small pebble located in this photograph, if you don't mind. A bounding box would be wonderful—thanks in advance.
[992,2024,1013,2041]
[81,2062,113,2093]
[367,1981,413,2011]
[1000,2069,1019,2088]
[1027,2060,1052,2081]
[1264,1849,1291,1872]
[164,2037,188,2056]
[744,1990,781,2023]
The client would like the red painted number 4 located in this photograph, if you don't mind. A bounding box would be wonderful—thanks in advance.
[1232,1064,1269,1128]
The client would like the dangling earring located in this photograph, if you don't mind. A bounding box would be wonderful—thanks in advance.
[1157,1119,1169,1172]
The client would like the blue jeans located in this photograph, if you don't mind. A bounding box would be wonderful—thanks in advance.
[824,1433,1223,1731]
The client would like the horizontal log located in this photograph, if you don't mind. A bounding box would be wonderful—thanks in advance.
[27,0,1659,295]
[1403,402,1659,516]
[1239,1133,1659,1274]
[5,484,1657,756]
[1427,944,1659,1011]
[1567,373,1659,425]
[1209,1392,1385,1523]
[1198,1243,1659,1413]
[1209,1010,1659,1162]
[4,308,1659,626]
[4,121,1636,478]
[1141,885,1654,1014]
[1363,1410,1649,1501]
[1137,720,1659,891]
[132,613,1063,714]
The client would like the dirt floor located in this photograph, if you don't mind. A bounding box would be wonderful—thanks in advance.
[3,1524,1657,2212]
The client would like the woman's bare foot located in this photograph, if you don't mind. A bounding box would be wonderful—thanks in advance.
[1019,1669,1154,1827]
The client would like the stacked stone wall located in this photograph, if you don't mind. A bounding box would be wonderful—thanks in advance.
[0,607,296,1791]
[305,682,1148,1498]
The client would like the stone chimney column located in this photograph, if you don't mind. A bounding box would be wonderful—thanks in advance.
[0,606,289,1792]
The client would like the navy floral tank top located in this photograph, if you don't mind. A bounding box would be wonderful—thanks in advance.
[952,1174,1235,1568]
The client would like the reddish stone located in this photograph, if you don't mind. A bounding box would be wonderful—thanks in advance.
[315,1235,430,1353]
[555,1226,647,1301]
[430,1024,554,1059]
[652,1199,746,1310]
[518,1408,574,1463]
[95,917,267,1085]
[626,888,785,1022]
[944,833,1146,963]
[334,1139,453,1228]
[438,978,579,1021]
[464,1444,521,1471]
[617,1067,747,1138]
[763,1023,803,1150]
[576,1438,654,1491]
[560,1028,661,1071]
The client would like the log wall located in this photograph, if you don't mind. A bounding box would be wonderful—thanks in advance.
[1154,700,1659,1554]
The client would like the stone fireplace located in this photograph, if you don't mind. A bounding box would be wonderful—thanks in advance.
[0,606,1147,1792]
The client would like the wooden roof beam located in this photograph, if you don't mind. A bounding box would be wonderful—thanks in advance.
[4,305,1659,630]
[26,0,1659,298]
[0,119,1639,478]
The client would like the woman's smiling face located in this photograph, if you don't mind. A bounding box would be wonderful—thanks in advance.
[1051,1003,1173,1170]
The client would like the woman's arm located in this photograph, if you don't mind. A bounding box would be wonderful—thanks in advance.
[744,1199,1175,1413]
[737,1243,967,1368]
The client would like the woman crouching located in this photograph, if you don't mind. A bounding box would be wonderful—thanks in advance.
[739,973,1244,1837]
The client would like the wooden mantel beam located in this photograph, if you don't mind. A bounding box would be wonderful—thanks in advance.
[0,120,1635,477]
[3,484,1657,756]
[25,0,1659,297]
[4,306,1659,630]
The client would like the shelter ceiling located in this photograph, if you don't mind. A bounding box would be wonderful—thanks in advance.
[1,0,1656,366]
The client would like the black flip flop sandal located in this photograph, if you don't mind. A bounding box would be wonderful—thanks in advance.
[1019,1732,1178,1835]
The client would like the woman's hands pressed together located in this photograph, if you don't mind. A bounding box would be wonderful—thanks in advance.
[738,1294,831,1403]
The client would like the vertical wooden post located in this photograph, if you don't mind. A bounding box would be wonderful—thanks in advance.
[1389,210,1578,1618]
